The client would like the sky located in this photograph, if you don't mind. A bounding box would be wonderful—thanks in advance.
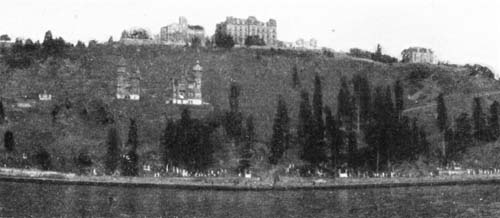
[1,0,499,74]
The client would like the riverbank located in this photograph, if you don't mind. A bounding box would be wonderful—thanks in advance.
[2,167,500,191]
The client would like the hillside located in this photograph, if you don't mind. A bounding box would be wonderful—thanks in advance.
[0,44,498,172]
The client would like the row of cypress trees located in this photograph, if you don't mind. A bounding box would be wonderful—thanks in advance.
[436,94,500,166]
[270,70,430,174]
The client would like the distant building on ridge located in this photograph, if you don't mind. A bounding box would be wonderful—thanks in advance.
[401,47,434,64]
[160,17,205,46]
[215,16,277,46]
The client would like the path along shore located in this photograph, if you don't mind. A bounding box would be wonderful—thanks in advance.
[1,167,500,191]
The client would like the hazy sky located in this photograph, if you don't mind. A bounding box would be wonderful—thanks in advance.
[1,0,498,73]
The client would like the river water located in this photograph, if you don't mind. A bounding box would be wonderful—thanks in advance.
[1,181,500,217]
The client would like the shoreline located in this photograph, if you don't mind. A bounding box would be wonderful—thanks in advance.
[2,168,500,191]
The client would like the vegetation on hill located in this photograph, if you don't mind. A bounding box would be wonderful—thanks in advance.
[0,31,499,177]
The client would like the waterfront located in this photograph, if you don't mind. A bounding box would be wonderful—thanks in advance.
[1,181,500,217]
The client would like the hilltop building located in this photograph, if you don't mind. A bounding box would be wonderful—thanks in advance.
[160,17,205,46]
[294,38,318,50]
[120,27,156,45]
[167,60,205,105]
[401,47,434,64]
[215,16,277,46]
[116,57,140,100]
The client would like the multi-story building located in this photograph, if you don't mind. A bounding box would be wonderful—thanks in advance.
[160,17,205,46]
[215,16,277,46]
[116,57,140,100]
[167,60,204,105]
[401,47,434,64]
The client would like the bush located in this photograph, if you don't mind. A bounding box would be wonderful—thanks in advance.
[214,32,235,49]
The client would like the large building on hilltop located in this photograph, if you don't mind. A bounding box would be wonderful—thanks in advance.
[215,16,277,46]
[401,47,434,64]
[116,57,140,100]
[167,60,205,105]
[160,17,205,46]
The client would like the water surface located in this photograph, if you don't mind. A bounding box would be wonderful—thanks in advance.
[1,181,500,217]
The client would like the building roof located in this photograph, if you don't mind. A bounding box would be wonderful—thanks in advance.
[402,47,433,54]
[188,25,204,31]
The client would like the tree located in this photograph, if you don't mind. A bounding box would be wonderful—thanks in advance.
[352,74,371,131]
[311,74,327,166]
[394,80,404,120]
[472,97,488,141]
[325,107,343,169]
[0,100,5,124]
[448,113,472,163]
[4,131,14,152]
[225,82,243,140]
[191,36,202,48]
[108,36,114,44]
[436,93,448,165]
[76,41,86,49]
[269,96,289,165]
[34,146,52,170]
[122,119,139,176]
[105,127,121,175]
[244,35,265,46]
[161,118,177,166]
[366,87,385,172]
[127,119,138,150]
[75,151,92,174]
[347,130,357,169]
[488,101,500,141]
[337,77,354,124]
[0,34,11,41]
[372,44,382,61]
[298,90,313,149]
[291,65,300,88]
[214,32,235,49]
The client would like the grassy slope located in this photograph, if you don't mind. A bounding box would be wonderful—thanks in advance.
[0,45,498,171]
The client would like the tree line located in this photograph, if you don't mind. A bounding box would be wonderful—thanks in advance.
[267,69,430,175]
[437,94,500,167]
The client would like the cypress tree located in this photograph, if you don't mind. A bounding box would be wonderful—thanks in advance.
[451,113,472,161]
[0,100,5,124]
[269,96,289,165]
[352,74,371,131]
[383,86,396,169]
[226,82,243,140]
[394,80,404,120]
[419,126,430,158]
[337,77,353,121]
[472,97,487,141]
[161,118,177,166]
[292,65,300,88]
[436,93,448,132]
[325,107,343,170]
[4,131,14,152]
[488,101,500,141]
[105,127,121,175]
[298,91,316,166]
[127,118,138,150]
[347,131,357,169]
[436,93,448,166]
[366,87,385,172]
[312,74,326,165]
[122,119,139,176]
[298,90,313,148]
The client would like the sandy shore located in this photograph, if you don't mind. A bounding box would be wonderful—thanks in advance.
[1,167,500,191]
